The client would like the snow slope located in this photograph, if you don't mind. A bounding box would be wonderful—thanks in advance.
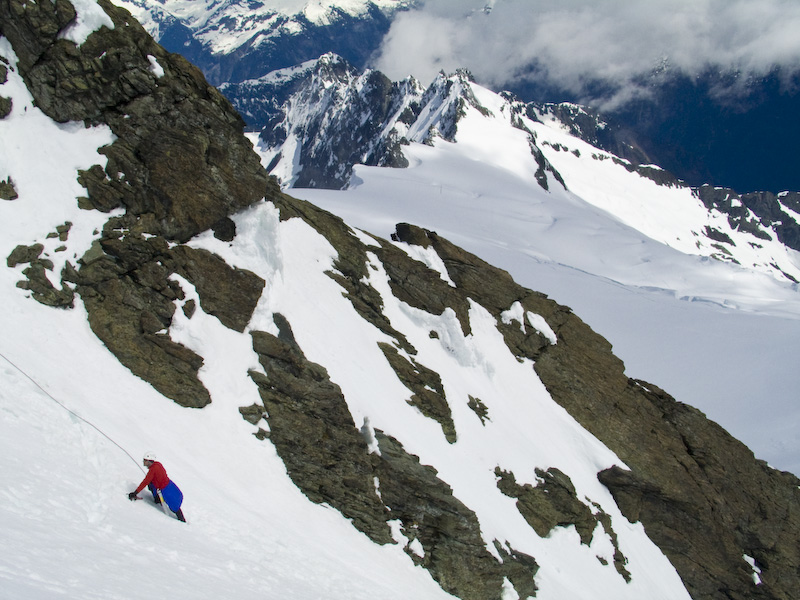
[0,31,442,599]
[0,21,694,599]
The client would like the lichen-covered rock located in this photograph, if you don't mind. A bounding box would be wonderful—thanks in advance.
[18,261,75,307]
[0,0,267,242]
[536,323,800,600]
[0,96,11,119]
[378,341,456,443]
[249,315,394,545]
[7,243,74,307]
[249,313,539,600]
[467,395,489,424]
[0,176,17,199]
[168,246,264,333]
[496,467,599,545]
[7,243,43,267]
[495,465,632,581]
[374,431,539,600]
[79,272,211,408]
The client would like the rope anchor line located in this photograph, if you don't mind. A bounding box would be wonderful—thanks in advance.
[0,350,145,473]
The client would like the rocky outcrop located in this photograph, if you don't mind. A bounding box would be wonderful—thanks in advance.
[0,60,10,118]
[258,195,800,598]
[7,241,75,307]
[0,176,16,199]
[0,0,269,406]
[373,431,539,600]
[391,222,800,600]
[697,185,800,253]
[496,466,631,582]
[378,341,456,443]
[249,316,393,543]
[496,467,600,545]
[248,314,539,600]
[168,246,264,333]
[1,0,266,242]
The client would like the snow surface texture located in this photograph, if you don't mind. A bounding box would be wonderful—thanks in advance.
[0,32,698,599]
[257,78,800,475]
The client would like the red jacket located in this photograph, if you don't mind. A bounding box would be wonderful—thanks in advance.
[134,461,170,493]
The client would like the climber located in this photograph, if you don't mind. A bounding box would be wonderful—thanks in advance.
[128,452,186,522]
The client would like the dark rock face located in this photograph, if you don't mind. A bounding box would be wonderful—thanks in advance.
[0,0,268,405]
[7,242,75,307]
[539,344,800,600]
[373,432,539,600]
[0,56,11,118]
[65,225,265,408]
[496,467,600,545]
[245,193,541,600]
[0,176,16,199]
[496,466,632,582]
[467,395,489,424]
[249,318,393,544]
[391,222,800,600]
[249,313,539,600]
[80,269,211,407]
[378,341,456,443]
[1,0,267,241]
[169,246,264,333]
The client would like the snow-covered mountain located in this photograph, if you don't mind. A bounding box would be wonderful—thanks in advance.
[2,2,800,600]
[235,53,800,288]
[113,0,800,196]
[222,53,422,188]
[113,0,410,85]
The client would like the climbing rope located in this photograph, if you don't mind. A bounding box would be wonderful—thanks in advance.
[0,350,145,473]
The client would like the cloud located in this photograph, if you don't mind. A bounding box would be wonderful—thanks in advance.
[373,0,800,108]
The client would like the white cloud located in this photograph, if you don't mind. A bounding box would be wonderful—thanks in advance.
[374,0,800,107]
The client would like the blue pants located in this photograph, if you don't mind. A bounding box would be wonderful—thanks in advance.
[148,481,183,512]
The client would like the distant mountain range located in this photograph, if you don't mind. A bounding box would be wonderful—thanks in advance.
[217,52,800,286]
[115,0,800,196]
[114,0,408,85]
